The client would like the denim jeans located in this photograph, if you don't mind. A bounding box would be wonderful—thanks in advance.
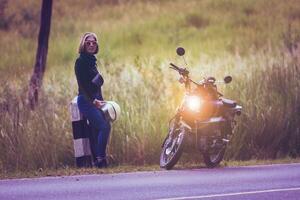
[77,95,111,159]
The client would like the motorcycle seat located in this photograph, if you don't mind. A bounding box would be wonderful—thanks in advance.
[221,98,236,108]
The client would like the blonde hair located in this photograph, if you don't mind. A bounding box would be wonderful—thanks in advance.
[78,32,99,54]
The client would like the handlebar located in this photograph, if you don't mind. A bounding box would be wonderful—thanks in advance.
[169,58,231,98]
[170,63,180,70]
[169,62,225,87]
[169,63,189,76]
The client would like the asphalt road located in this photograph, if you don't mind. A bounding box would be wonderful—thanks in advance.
[1,163,300,200]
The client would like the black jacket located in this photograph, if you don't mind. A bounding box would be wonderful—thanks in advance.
[75,53,104,102]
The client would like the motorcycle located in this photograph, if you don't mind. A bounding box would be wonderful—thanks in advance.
[160,47,242,170]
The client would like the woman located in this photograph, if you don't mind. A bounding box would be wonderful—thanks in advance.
[74,32,111,168]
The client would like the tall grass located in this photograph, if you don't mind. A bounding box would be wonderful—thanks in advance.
[0,0,300,172]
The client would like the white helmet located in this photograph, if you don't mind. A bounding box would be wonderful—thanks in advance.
[101,101,121,122]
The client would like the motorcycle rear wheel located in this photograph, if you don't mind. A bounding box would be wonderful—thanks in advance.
[203,147,225,168]
[160,130,186,170]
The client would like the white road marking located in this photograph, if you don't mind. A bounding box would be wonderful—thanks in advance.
[232,162,300,169]
[155,187,300,200]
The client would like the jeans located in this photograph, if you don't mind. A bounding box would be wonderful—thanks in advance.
[77,95,111,159]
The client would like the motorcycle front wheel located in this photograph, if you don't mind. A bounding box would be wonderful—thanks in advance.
[160,129,186,170]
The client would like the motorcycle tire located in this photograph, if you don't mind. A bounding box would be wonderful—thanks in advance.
[203,147,225,168]
[160,130,186,170]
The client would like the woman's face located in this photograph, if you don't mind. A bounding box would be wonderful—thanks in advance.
[84,36,98,54]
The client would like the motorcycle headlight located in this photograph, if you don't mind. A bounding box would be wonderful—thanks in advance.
[185,96,203,111]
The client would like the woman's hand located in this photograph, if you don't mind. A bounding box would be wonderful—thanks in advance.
[93,99,105,108]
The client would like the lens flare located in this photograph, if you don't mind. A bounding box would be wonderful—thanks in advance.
[186,96,202,111]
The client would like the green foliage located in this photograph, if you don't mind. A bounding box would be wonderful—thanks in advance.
[0,0,300,172]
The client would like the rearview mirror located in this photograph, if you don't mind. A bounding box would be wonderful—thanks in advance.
[176,47,185,56]
[224,76,232,84]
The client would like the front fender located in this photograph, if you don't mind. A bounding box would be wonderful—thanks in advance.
[161,120,191,148]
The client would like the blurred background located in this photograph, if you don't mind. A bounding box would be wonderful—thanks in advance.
[0,0,300,172]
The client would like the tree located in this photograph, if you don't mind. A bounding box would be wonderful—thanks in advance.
[28,0,53,110]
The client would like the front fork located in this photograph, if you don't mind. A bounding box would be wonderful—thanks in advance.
[161,113,181,148]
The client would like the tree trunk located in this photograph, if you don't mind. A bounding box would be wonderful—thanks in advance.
[28,0,53,110]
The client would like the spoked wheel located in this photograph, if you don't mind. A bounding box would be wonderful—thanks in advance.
[203,139,226,168]
[160,129,186,170]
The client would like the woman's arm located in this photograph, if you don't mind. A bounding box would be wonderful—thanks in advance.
[75,59,94,102]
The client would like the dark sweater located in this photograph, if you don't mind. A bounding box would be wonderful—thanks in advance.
[75,53,104,102]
